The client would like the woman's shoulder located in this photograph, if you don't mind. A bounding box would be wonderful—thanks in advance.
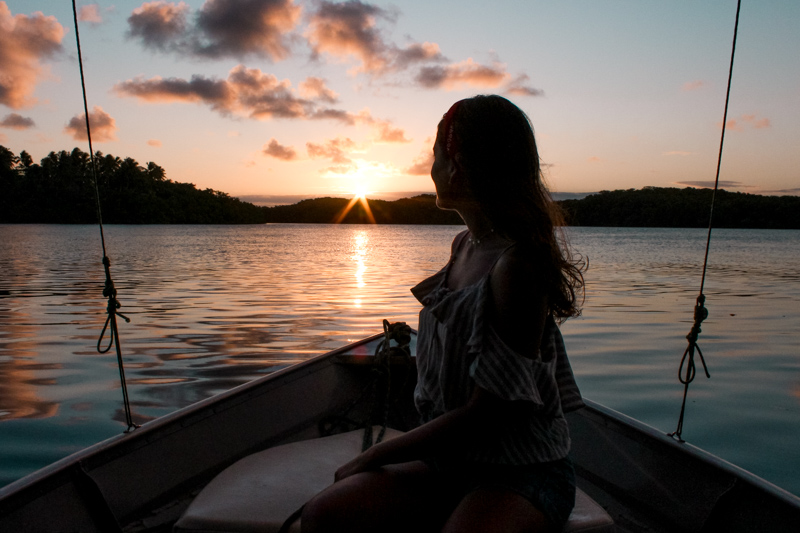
[491,241,548,282]
[450,229,470,253]
[488,241,550,355]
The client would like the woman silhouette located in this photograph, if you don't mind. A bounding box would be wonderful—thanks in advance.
[302,95,586,533]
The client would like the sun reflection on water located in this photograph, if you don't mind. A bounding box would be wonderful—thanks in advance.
[352,230,369,308]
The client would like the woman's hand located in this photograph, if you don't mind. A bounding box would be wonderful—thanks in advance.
[334,447,377,482]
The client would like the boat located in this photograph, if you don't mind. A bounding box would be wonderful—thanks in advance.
[1,329,799,533]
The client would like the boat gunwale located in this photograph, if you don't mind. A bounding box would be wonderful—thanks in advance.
[576,398,800,507]
[0,333,386,510]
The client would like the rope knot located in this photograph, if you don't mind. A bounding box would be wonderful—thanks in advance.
[686,295,708,345]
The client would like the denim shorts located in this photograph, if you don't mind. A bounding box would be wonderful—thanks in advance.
[425,455,576,531]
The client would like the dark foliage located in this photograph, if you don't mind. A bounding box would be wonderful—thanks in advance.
[3,145,798,228]
[560,187,800,229]
[0,146,264,224]
[262,195,463,224]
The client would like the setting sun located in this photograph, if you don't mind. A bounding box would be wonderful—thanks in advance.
[353,183,369,200]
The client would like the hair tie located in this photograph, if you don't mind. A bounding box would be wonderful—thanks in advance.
[442,101,462,158]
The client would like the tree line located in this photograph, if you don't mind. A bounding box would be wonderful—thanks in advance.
[2,145,798,228]
[560,187,800,229]
[1,145,264,224]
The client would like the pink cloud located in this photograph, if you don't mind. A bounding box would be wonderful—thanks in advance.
[0,2,65,109]
[299,77,338,103]
[404,146,434,175]
[64,106,117,142]
[306,137,356,164]
[306,0,390,73]
[127,0,300,60]
[372,120,410,143]
[722,114,772,131]
[115,66,319,119]
[1,113,35,130]
[195,0,301,60]
[305,1,446,76]
[147,139,162,147]
[127,1,190,52]
[262,138,297,160]
[393,41,445,69]
[505,74,544,97]
[682,80,705,92]
[415,58,511,90]
[79,4,103,24]
[675,180,748,190]
[114,66,407,142]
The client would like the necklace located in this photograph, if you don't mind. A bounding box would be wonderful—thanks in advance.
[467,228,494,246]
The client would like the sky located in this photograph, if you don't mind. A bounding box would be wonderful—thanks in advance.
[1,0,798,205]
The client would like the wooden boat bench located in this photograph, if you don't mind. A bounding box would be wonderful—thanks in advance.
[174,428,614,533]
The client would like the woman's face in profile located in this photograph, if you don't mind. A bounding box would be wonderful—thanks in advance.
[430,137,453,209]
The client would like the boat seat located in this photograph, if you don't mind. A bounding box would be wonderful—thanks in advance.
[174,428,614,533]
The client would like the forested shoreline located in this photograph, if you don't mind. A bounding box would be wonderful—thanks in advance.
[2,145,799,228]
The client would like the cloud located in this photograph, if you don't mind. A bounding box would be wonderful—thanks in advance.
[306,137,356,164]
[262,138,297,160]
[504,74,544,97]
[404,148,433,176]
[79,4,103,24]
[674,180,748,189]
[194,0,301,60]
[587,156,604,163]
[393,41,445,69]
[64,106,117,142]
[127,0,301,60]
[0,2,65,109]
[663,151,692,156]
[115,66,315,120]
[114,66,406,139]
[305,1,445,75]
[306,0,391,73]
[350,110,410,143]
[373,120,410,143]
[723,114,771,131]
[147,139,162,147]
[127,1,190,52]
[759,187,800,196]
[0,113,35,129]
[742,114,771,129]
[415,58,511,90]
[298,77,338,103]
[682,80,705,92]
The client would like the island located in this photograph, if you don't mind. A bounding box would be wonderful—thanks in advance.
[2,145,798,228]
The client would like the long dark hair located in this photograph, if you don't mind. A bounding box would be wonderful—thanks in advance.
[438,94,585,319]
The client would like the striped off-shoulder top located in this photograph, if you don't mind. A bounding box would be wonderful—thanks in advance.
[410,235,584,465]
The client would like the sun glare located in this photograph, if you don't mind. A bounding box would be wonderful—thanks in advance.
[353,183,369,200]
[334,185,376,224]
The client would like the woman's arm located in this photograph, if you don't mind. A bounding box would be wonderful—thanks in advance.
[335,385,513,481]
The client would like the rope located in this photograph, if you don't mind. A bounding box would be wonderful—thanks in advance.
[71,0,138,432]
[361,320,413,451]
[669,0,742,443]
[281,321,412,533]
[318,320,412,450]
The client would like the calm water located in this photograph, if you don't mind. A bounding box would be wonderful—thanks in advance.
[1,224,798,495]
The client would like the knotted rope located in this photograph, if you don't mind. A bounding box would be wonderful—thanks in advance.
[669,0,741,442]
[318,320,413,451]
[72,0,137,432]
